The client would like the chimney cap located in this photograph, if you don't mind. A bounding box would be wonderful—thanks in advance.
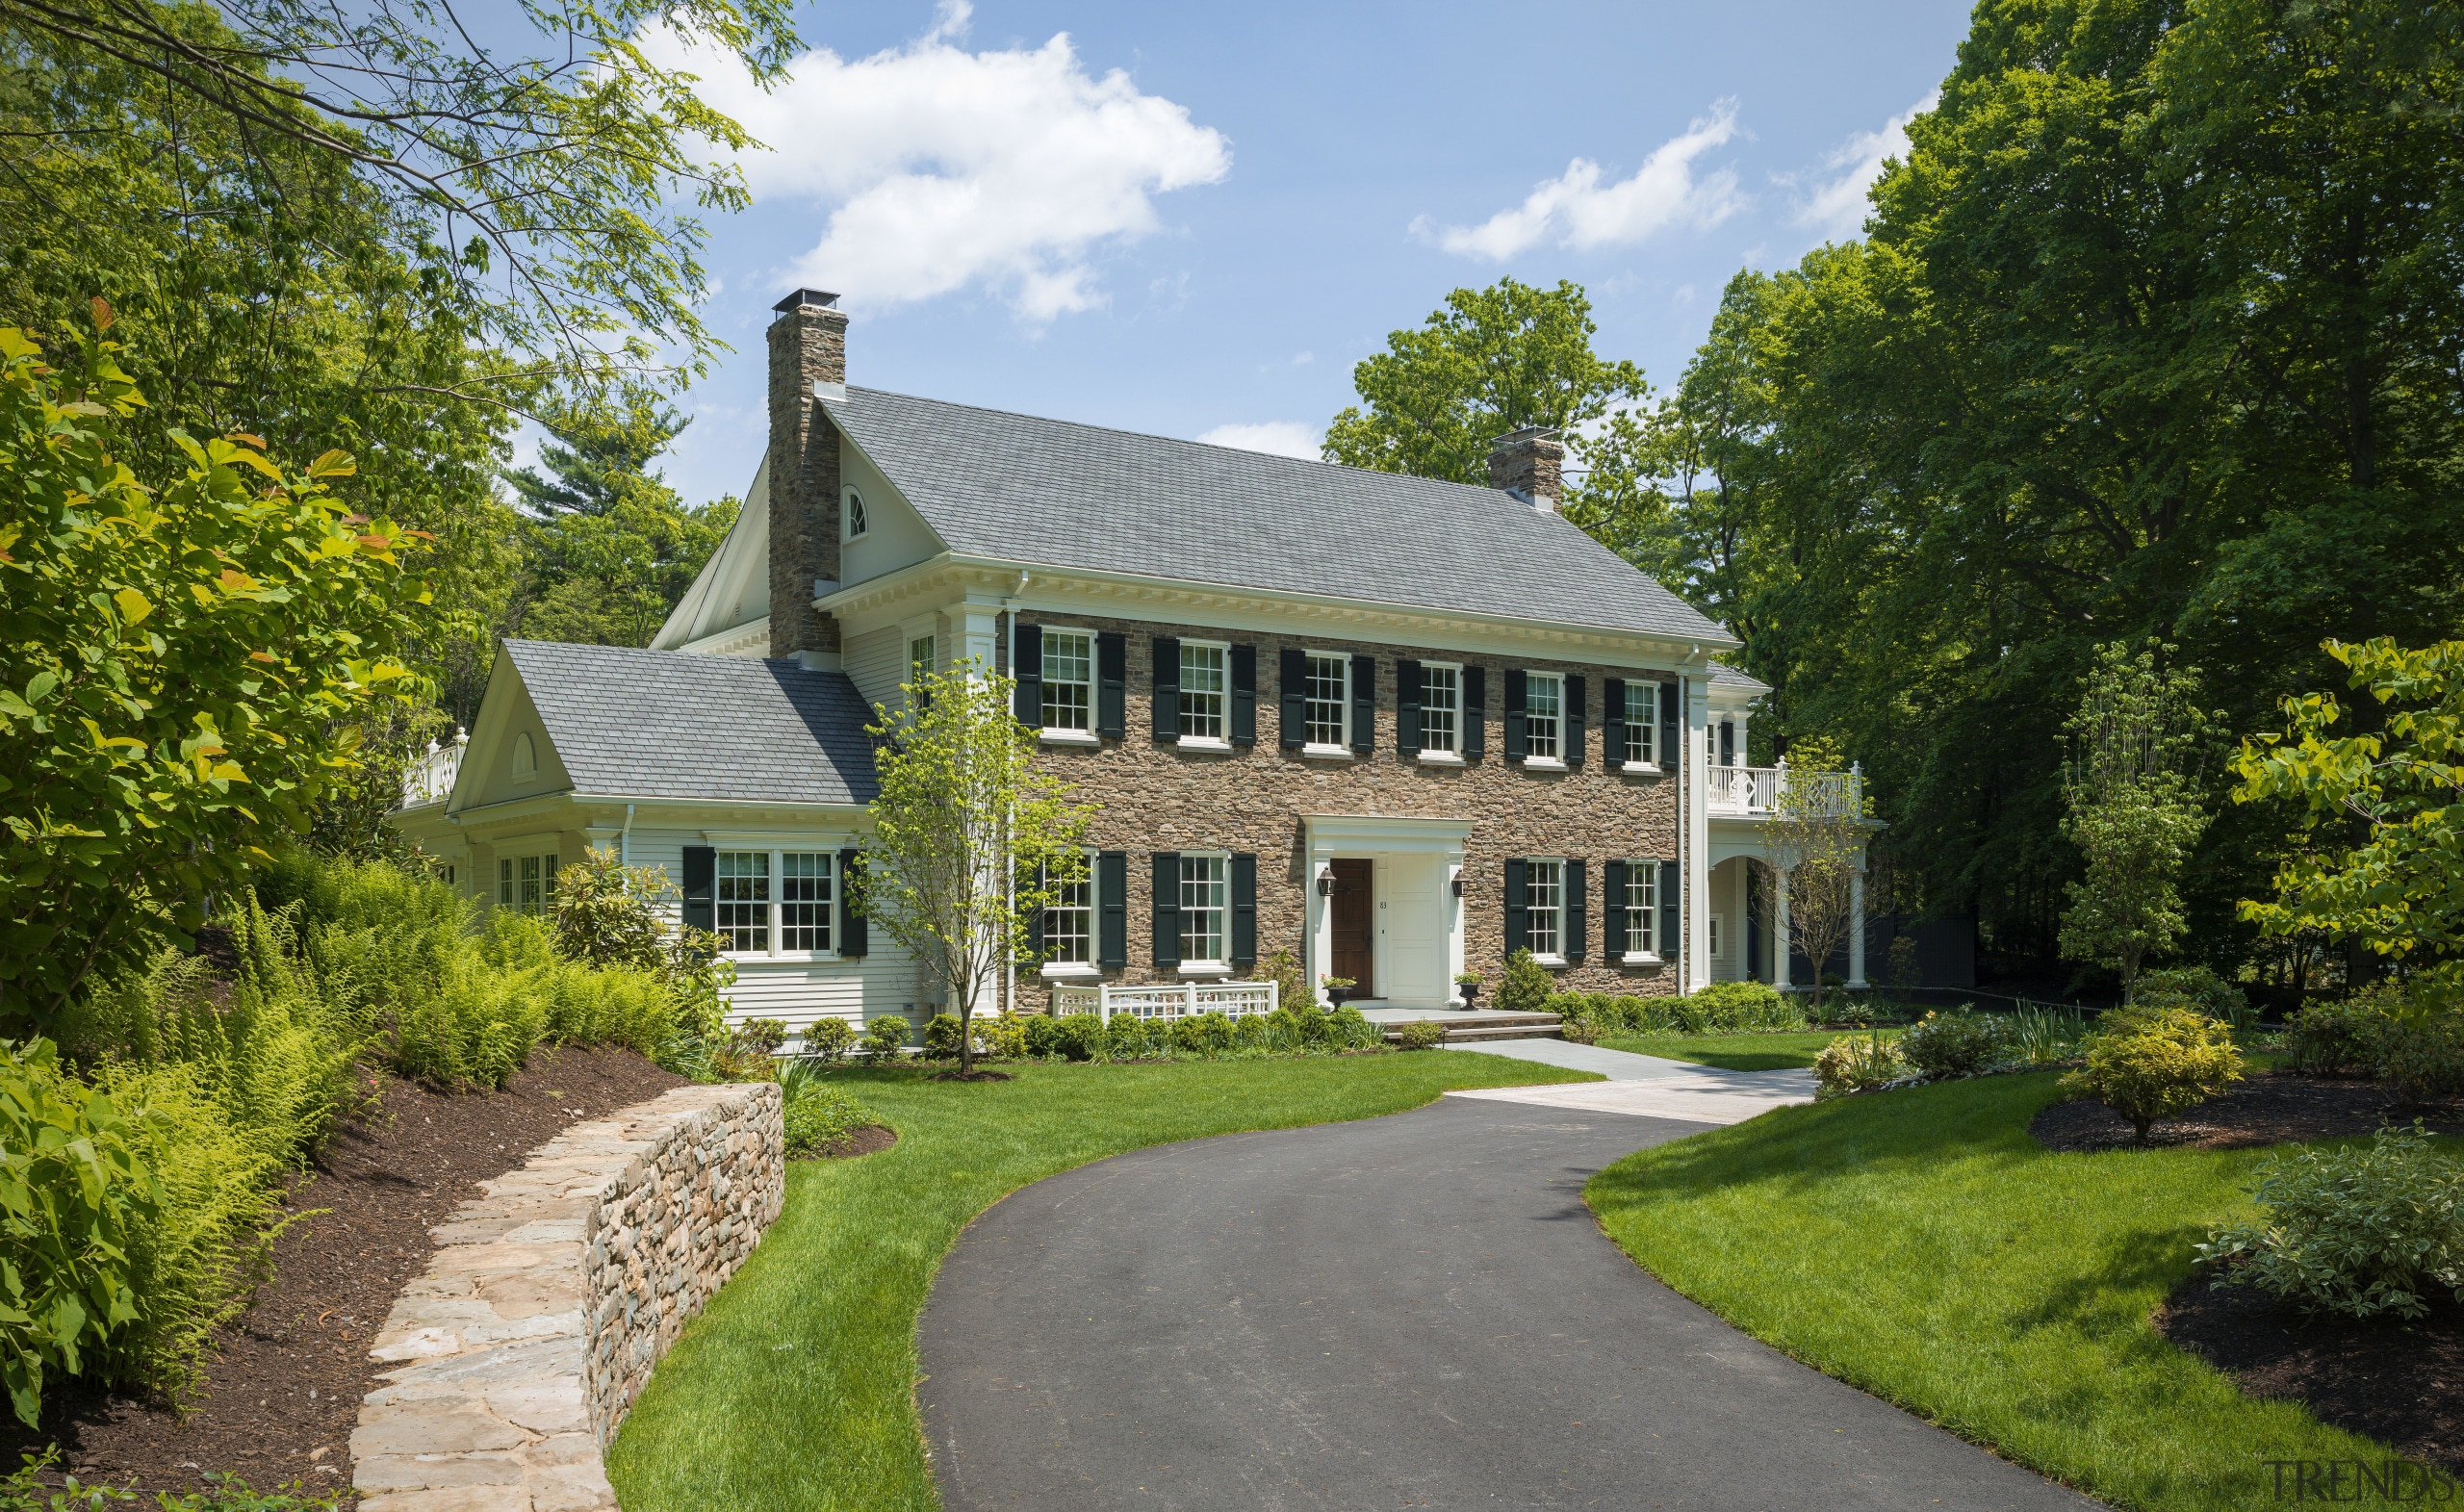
[773,288,840,313]
[1489,425,1563,449]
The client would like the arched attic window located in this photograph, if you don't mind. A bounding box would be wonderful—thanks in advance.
[512,731,537,780]
[845,487,868,539]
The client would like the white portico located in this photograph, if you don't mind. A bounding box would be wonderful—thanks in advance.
[1302,814,1475,1010]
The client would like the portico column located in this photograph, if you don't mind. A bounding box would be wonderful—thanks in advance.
[1847,857,1868,989]
[1685,675,1712,991]
[958,600,1002,675]
[1774,863,1792,988]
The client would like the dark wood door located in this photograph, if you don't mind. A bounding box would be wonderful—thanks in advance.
[1329,859,1373,998]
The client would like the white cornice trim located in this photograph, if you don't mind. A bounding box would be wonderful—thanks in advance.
[679,619,771,657]
[822,556,1742,669]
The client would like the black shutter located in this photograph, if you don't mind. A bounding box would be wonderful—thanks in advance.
[1231,644,1257,747]
[1151,637,1180,740]
[1504,858,1528,952]
[839,848,868,957]
[1566,859,1588,962]
[1659,859,1681,961]
[1720,720,1735,766]
[1349,654,1375,754]
[680,845,715,934]
[1396,659,1422,756]
[1660,680,1681,776]
[1279,647,1307,750]
[1231,853,1257,968]
[1604,859,1628,959]
[1463,666,1486,760]
[1151,852,1181,966]
[1504,669,1528,761]
[1097,632,1126,739]
[1604,678,1626,769]
[1027,861,1047,955]
[1014,624,1043,726]
[1098,850,1128,968]
[1565,676,1587,768]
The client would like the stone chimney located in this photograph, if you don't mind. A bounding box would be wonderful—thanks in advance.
[1488,426,1564,512]
[768,289,849,659]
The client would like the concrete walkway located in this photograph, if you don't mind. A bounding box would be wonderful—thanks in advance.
[918,1096,2096,1511]
[1442,1038,1818,1125]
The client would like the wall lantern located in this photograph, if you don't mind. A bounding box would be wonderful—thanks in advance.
[1450,877,1466,898]
[1317,875,1337,897]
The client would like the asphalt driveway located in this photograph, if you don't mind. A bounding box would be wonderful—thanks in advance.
[917,1094,2098,1511]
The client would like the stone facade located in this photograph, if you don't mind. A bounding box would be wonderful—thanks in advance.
[1485,425,1565,506]
[1025,610,1686,1009]
[351,1082,784,1511]
[766,295,847,658]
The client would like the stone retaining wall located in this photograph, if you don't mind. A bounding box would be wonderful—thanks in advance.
[350,1082,784,1510]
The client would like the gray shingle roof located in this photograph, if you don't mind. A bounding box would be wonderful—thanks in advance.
[830,388,1735,647]
[500,641,877,806]
[1708,661,1769,694]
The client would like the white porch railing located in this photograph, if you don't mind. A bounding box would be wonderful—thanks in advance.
[1050,981,1280,1023]
[398,734,466,809]
[1707,761,1862,818]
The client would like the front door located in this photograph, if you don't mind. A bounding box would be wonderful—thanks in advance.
[1329,859,1373,998]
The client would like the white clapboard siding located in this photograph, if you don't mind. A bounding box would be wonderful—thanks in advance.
[844,625,905,712]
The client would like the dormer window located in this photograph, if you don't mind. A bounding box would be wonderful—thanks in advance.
[511,731,537,781]
[845,487,869,539]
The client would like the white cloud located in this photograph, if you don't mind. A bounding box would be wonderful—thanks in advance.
[644,6,1231,321]
[1792,90,1938,241]
[1196,422,1322,460]
[1423,100,1747,262]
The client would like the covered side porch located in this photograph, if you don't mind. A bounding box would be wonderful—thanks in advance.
[1707,760,1873,990]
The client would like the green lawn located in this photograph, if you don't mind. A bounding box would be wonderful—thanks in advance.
[1587,1070,2395,1512]
[606,1052,1591,1511]
[1599,1028,1888,1070]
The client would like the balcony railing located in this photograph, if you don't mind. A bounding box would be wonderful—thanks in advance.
[1050,981,1280,1023]
[1707,761,1863,819]
[398,735,466,809]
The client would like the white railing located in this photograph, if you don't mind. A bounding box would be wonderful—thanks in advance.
[1049,981,1280,1023]
[398,734,466,809]
[1707,761,1863,818]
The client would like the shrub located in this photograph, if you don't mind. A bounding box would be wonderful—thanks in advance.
[2282,998,2370,1076]
[549,846,675,972]
[1604,995,1652,1032]
[2059,1007,2243,1140]
[2197,1123,2464,1320]
[1395,1020,1446,1051]
[1674,981,1803,1034]
[1053,1012,1106,1062]
[1896,1009,2008,1079]
[860,1015,911,1060]
[1327,1006,1381,1050]
[1259,948,1310,1013]
[1267,1004,1330,1048]
[923,1013,965,1060]
[977,1013,1029,1061]
[778,1059,876,1158]
[2360,1001,2464,1107]
[1497,949,1553,1013]
[1171,1012,1237,1054]
[803,1017,857,1063]
[1814,1033,1907,1099]
[1104,1013,1152,1059]
[2137,964,2253,1030]
[1022,1012,1064,1058]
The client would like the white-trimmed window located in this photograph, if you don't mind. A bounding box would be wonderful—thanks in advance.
[511,731,537,780]
[1305,652,1348,747]
[716,851,771,953]
[845,487,869,540]
[1526,859,1563,958]
[1527,673,1563,760]
[1422,663,1461,754]
[498,853,558,917]
[1041,629,1093,733]
[1623,862,1657,956]
[780,852,834,952]
[1709,914,1726,961]
[714,849,839,957]
[1624,681,1656,766]
[1180,854,1228,965]
[1180,641,1228,741]
[909,634,936,686]
[1044,859,1093,966]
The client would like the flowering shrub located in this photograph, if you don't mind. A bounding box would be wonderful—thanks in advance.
[2197,1124,2464,1320]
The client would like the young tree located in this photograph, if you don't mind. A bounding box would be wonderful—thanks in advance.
[854,662,1092,1075]
[2059,642,2215,1001]
[2234,638,2464,1004]
[1767,735,1871,1012]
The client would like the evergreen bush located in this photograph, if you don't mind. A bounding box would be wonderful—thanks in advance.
[1395,1020,1446,1050]
[1103,1013,1151,1059]
[2283,998,2371,1077]
[923,1013,965,1060]
[2060,1006,2243,1140]
[803,1017,857,1063]
[1897,1008,2008,1079]
[1052,1012,1105,1062]
[2358,999,2464,1107]
[860,1015,911,1061]
[1022,1012,1064,1057]
[1498,949,1553,1012]
[1171,1011,1237,1054]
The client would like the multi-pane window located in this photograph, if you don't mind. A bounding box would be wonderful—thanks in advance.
[1709,914,1725,960]
[1525,859,1563,957]
[1180,854,1227,963]
[1624,863,1657,955]
[846,489,869,539]
[1527,673,1563,760]
[1305,653,1348,746]
[1624,681,1656,766]
[716,851,771,954]
[499,854,558,917]
[1041,630,1093,732]
[1422,664,1460,753]
[909,635,936,686]
[1044,864,1092,964]
[779,853,834,952]
[1180,642,1227,740]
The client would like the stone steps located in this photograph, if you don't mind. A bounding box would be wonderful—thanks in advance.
[1378,1012,1565,1045]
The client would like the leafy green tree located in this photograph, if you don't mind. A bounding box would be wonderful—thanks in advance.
[2059,643,2216,1000]
[2234,638,2464,1002]
[0,314,429,1026]
[853,662,1092,1076]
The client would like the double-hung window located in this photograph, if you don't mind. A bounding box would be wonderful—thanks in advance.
[716,852,771,953]
[1526,673,1564,761]
[715,849,837,957]
[1180,642,1227,741]
[1623,681,1656,767]
[1525,859,1564,958]
[1180,854,1228,965]
[909,635,936,687]
[1041,629,1094,734]
[1422,663,1461,755]
[1304,652,1348,748]
[1043,858,1094,967]
[498,854,558,917]
[1623,862,1657,957]
[780,853,834,952]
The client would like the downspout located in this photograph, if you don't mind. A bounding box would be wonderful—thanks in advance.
[1004,573,1029,1022]
[1677,672,1688,996]
[620,803,635,867]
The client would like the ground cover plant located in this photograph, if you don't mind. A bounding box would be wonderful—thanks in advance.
[1589,1071,2400,1512]
[603,1052,1590,1511]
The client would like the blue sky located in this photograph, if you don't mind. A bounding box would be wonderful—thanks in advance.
[627,0,1973,508]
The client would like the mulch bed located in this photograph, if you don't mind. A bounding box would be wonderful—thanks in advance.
[808,1124,898,1160]
[1,1046,687,1499]
[2029,1072,2464,1153]
[928,1068,1013,1082]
